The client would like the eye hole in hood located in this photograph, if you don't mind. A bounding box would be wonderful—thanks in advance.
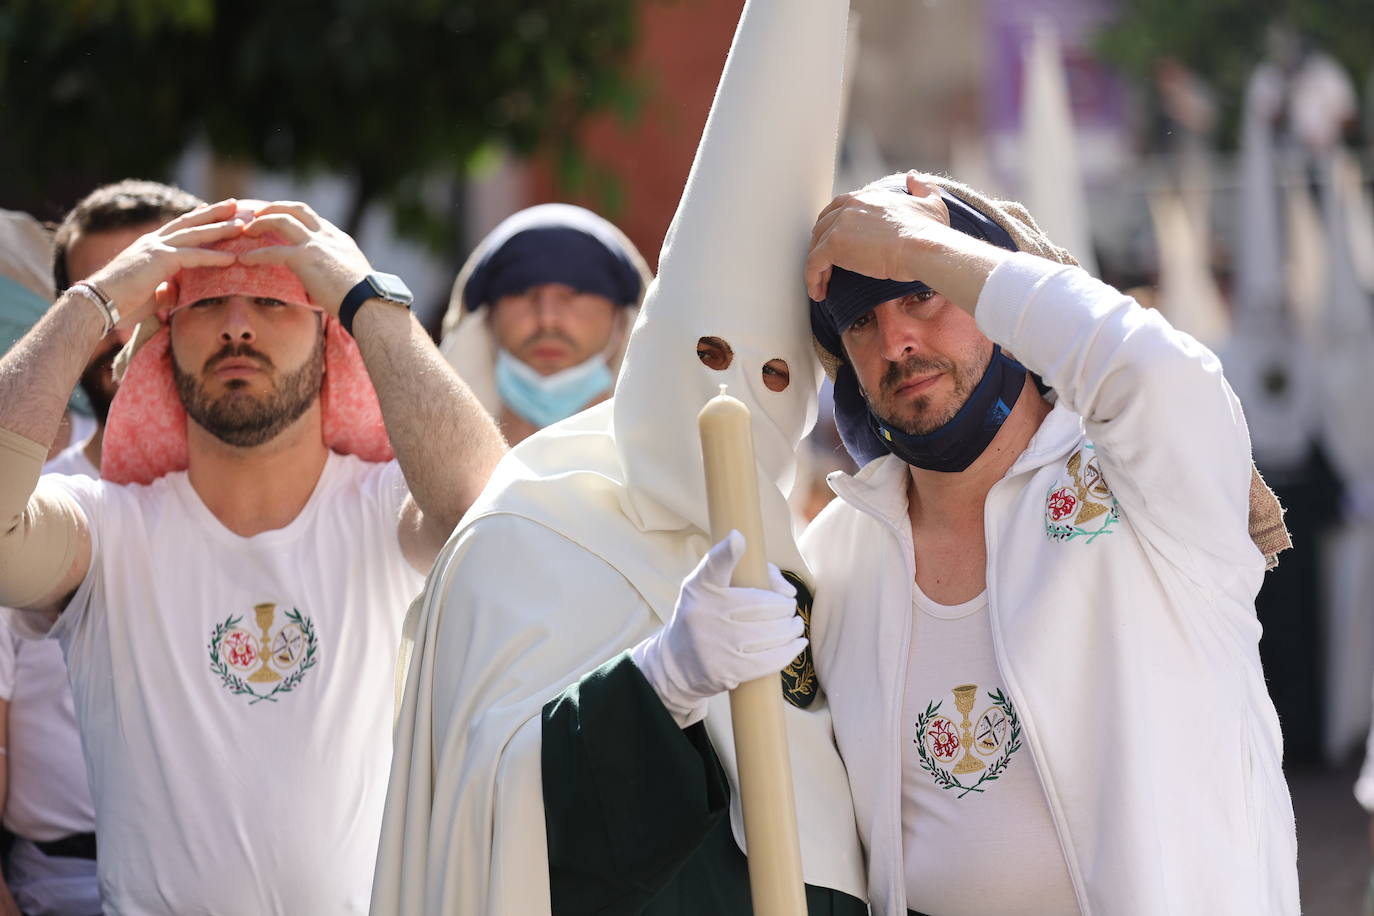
[696,336,734,371]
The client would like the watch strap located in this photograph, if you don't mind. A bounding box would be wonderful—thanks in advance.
[340,273,412,336]
[338,277,379,336]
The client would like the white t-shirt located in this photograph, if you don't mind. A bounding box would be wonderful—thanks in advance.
[46,438,100,480]
[44,452,425,915]
[901,586,1077,915]
[0,439,100,841]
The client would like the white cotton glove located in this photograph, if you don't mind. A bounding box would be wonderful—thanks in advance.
[631,530,807,728]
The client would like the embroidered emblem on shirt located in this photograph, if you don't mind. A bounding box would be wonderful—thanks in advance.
[207,602,319,705]
[913,684,1022,798]
[1044,446,1119,543]
[779,570,818,709]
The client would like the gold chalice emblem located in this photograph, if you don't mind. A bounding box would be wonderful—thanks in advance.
[246,602,282,684]
[950,684,985,775]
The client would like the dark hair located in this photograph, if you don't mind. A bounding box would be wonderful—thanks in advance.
[52,180,203,291]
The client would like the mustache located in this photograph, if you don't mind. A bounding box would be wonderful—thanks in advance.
[519,329,578,351]
[880,355,954,393]
[203,343,275,374]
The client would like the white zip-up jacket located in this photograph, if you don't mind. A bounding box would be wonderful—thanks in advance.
[801,253,1299,915]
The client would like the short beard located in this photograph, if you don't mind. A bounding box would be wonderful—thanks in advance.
[173,335,325,448]
[871,351,987,436]
[78,343,120,425]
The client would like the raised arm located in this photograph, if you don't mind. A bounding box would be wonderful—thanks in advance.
[805,171,1011,312]
[805,171,1261,572]
[239,203,507,571]
[0,202,245,616]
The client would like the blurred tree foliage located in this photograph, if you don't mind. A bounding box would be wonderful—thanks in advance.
[1098,0,1373,146]
[0,0,644,250]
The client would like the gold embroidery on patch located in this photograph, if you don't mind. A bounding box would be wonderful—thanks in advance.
[1046,446,1120,543]
[780,570,818,708]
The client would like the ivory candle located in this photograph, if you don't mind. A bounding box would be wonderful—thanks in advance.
[698,384,806,916]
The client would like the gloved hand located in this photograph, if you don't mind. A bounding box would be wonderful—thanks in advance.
[631,530,806,728]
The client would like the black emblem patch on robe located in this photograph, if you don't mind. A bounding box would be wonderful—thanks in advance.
[780,570,818,708]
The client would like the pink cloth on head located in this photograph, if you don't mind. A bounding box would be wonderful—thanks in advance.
[175,214,311,310]
[100,215,393,485]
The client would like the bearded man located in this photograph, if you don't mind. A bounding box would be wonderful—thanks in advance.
[798,171,1298,914]
[0,198,504,914]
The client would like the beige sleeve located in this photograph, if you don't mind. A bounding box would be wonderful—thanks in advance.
[0,428,86,610]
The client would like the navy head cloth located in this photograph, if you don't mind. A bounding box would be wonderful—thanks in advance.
[809,186,1023,467]
[463,208,643,312]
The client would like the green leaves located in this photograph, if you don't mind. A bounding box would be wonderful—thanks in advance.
[0,0,645,251]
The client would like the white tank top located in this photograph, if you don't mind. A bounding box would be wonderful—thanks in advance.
[900,585,1078,915]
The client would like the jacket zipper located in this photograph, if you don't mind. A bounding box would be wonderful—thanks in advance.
[829,475,919,914]
[983,476,1091,915]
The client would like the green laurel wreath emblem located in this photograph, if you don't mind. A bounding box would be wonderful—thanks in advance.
[207,608,319,706]
[913,689,1022,799]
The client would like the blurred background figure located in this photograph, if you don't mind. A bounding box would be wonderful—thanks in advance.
[49,181,204,471]
[0,211,93,461]
[437,205,650,445]
[0,180,199,916]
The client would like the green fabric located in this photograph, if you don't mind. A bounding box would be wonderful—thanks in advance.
[542,651,867,916]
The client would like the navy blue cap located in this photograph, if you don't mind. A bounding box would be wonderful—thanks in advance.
[810,186,1019,358]
[463,208,643,312]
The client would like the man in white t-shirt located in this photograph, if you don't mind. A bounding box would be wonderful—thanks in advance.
[0,198,505,914]
[0,180,203,916]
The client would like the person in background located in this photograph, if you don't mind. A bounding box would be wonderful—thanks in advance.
[0,210,93,460]
[438,204,650,444]
[0,180,200,916]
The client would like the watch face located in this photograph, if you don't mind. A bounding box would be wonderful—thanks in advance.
[369,272,414,306]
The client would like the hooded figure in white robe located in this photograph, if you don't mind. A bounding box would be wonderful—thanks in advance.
[370,2,868,913]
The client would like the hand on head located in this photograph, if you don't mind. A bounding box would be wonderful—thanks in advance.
[85,199,375,328]
[84,200,244,328]
[237,201,373,317]
[804,171,951,301]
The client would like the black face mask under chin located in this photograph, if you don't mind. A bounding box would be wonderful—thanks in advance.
[868,346,1027,473]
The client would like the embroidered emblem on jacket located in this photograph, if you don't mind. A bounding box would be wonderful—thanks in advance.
[779,570,818,709]
[914,684,1022,798]
[1045,446,1119,543]
[208,602,319,705]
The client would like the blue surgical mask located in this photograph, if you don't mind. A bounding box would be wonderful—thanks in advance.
[495,348,614,429]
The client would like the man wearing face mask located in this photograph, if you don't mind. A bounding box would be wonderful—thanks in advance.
[799,171,1298,915]
[438,204,651,444]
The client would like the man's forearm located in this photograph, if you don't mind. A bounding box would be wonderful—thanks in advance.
[351,302,505,532]
[906,223,1015,317]
[0,292,107,446]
